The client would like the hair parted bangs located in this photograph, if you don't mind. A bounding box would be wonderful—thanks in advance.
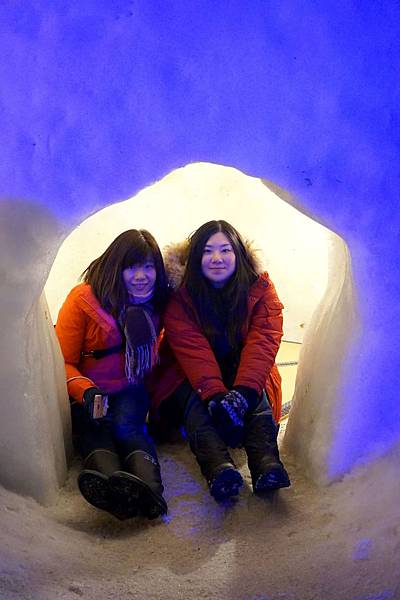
[121,239,153,270]
[82,229,169,318]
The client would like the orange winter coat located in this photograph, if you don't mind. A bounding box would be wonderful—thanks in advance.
[150,272,284,423]
[55,283,129,402]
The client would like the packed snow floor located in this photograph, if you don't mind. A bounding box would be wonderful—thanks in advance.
[1,429,400,600]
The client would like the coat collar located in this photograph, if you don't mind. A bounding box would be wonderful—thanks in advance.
[171,262,271,311]
[248,272,271,300]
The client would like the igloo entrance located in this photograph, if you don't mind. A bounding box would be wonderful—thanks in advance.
[0,164,353,506]
[44,162,337,485]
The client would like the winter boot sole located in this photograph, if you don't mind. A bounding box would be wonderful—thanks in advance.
[209,467,244,501]
[110,471,167,520]
[77,469,111,511]
[253,465,291,493]
[108,475,140,521]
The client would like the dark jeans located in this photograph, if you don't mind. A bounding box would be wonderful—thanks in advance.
[159,380,280,478]
[71,385,156,461]
[159,380,232,478]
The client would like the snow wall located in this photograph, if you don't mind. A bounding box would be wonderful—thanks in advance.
[0,1,399,503]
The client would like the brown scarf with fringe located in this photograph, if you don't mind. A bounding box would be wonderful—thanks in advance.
[119,305,159,384]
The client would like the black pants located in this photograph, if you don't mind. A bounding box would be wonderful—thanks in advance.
[71,385,156,461]
[159,380,280,479]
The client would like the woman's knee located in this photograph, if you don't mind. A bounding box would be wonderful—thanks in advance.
[184,392,214,432]
[250,390,273,415]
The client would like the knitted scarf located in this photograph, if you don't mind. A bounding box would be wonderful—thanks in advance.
[119,305,159,384]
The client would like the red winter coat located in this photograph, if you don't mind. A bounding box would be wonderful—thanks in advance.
[55,283,129,402]
[150,272,284,423]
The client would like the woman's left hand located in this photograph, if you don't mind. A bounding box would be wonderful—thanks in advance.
[208,391,247,448]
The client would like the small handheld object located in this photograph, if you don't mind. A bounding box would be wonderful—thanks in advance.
[92,394,109,419]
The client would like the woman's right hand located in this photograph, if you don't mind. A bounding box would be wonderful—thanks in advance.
[83,387,109,420]
[208,392,245,448]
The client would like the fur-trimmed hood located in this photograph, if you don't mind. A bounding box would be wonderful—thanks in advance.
[163,238,266,290]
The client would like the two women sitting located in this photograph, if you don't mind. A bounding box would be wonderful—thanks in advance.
[55,220,290,520]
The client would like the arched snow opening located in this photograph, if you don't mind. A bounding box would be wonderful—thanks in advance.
[0,164,354,504]
[43,161,351,494]
[0,0,397,513]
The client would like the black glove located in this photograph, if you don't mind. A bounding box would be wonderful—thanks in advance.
[207,393,226,417]
[83,387,109,420]
[208,392,245,448]
[232,386,260,414]
[214,389,250,420]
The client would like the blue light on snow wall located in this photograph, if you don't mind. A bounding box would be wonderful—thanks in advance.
[0,1,400,478]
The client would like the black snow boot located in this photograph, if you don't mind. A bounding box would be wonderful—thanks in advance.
[244,403,290,493]
[189,427,243,501]
[110,450,168,520]
[208,464,244,501]
[78,449,123,514]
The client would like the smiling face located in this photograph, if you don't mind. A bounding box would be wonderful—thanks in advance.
[201,231,237,288]
[122,258,157,301]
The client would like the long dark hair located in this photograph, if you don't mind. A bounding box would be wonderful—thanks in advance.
[182,220,259,347]
[82,229,168,318]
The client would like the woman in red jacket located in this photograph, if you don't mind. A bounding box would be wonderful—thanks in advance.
[55,229,169,520]
[155,220,290,501]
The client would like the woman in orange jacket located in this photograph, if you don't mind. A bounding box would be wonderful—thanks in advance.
[55,229,169,520]
[153,220,290,501]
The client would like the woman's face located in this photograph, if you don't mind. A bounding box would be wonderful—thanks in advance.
[122,258,157,299]
[201,231,236,288]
